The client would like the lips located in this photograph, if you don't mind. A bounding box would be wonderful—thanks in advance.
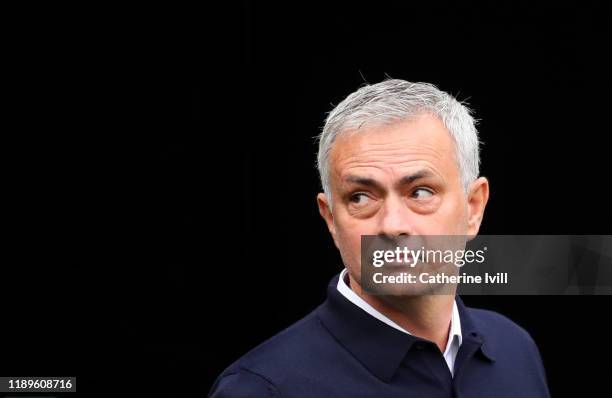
[384,262,407,268]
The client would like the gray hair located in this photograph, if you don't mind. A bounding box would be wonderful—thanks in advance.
[316,79,481,203]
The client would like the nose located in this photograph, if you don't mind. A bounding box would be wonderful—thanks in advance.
[378,194,414,238]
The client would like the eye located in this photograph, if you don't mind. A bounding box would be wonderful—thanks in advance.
[411,187,434,199]
[349,193,370,206]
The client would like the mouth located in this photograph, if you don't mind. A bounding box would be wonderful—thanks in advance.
[382,256,418,268]
[383,262,406,268]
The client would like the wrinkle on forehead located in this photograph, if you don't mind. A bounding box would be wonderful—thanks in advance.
[329,115,459,185]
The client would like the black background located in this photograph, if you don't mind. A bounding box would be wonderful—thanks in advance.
[4,1,611,397]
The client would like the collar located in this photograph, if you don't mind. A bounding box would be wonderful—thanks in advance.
[336,268,463,356]
[317,272,495,383]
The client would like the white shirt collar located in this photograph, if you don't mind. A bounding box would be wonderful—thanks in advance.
[336,268,463,374]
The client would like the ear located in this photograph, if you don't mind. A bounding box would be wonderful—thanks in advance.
[317,192,339,249]
[466,177,490,237]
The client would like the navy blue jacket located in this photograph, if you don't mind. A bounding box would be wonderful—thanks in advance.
[209,273,550,397]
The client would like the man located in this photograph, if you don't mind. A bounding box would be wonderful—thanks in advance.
[209,79,550,397]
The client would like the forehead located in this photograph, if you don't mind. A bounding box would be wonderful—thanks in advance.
[329,114,458,179]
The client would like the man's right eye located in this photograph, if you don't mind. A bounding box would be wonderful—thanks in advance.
[349,193,370,206]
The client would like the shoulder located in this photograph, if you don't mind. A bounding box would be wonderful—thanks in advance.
[467,306,536,343]
[209,368,281,398]
[209,307,334,397]
[464,305,544,362]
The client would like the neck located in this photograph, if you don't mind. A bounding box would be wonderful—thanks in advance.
[348,273,454,353]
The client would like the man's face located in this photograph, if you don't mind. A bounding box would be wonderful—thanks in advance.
[317,114,489,287]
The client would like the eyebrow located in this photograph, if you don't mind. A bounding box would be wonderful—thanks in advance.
[344,170,435,190]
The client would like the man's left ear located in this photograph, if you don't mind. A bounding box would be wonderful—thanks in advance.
[466,177,490,237]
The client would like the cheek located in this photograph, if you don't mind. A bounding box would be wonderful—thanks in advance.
[334,218,369,267]
[435,196,469,233]
[334,206,369,235]
[336,220,364,252]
